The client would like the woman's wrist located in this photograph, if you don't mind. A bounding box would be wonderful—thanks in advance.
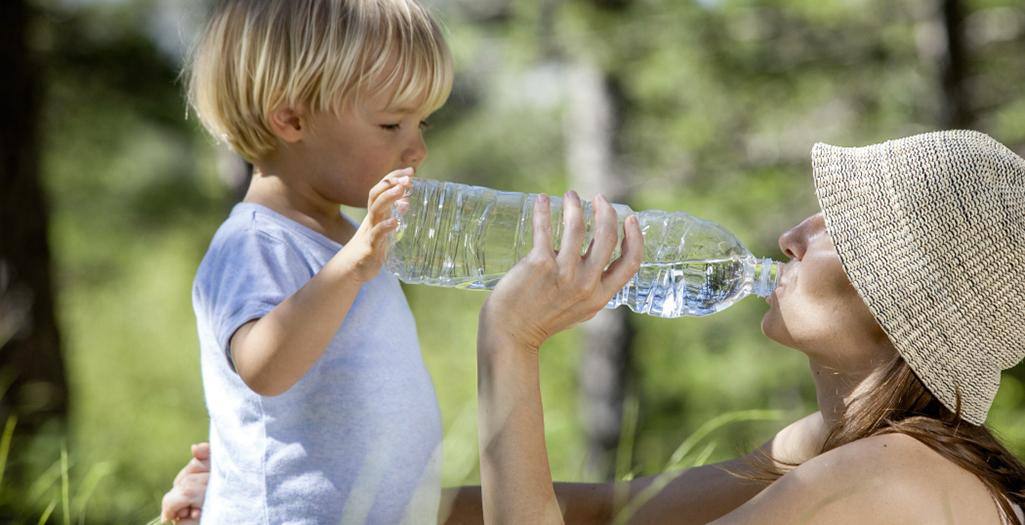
[478,299,543,357]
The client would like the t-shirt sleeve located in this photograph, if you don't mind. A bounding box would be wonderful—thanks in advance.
[197,226,311,370]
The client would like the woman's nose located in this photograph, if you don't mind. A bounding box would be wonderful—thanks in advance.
[778,224,807,260]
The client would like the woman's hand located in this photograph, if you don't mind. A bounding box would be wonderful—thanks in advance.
[476,190,642,525]
[160,442,210,524]
[479,191,643,352]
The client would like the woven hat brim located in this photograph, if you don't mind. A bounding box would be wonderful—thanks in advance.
[808,132,1024,426]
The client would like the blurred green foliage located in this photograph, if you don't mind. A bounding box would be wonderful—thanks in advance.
[3,0,1023,522]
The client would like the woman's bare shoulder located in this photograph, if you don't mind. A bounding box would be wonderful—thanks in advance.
[801,433,1001,523]
[712,432,1002,524]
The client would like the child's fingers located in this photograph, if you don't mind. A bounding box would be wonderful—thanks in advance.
[191,442,210,460]
[187,457,210,474]
[174,457,209,486]
[162,491,193,522]
[367,184,407,225]
[367,168,414,206]
[369,218,399,247]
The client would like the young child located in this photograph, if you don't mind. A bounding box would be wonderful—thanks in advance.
[180,0,453,522]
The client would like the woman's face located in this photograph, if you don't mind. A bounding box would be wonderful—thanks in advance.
[762,213,896,371]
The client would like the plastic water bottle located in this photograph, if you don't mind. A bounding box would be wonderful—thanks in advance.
[386,179,782,318]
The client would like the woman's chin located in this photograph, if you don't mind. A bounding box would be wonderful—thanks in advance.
[760,303,790,346]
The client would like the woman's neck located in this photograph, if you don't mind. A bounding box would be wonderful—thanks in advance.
[808,359,880,428]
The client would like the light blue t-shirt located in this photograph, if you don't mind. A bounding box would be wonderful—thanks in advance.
[192,203,442,524]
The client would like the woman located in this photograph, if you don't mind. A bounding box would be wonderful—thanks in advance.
[163,130,1025,524]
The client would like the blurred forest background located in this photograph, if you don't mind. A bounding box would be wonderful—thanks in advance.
[2,0,1025,522]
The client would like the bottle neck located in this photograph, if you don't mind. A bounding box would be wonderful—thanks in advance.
[750,257,782,297]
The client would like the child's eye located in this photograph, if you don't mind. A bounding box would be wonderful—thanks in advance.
[419,120,432,130]
[380,124,401,131]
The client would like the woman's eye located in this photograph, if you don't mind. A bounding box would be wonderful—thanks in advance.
[381,124,400,131]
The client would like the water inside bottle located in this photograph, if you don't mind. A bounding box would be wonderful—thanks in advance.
[613,257,751,317]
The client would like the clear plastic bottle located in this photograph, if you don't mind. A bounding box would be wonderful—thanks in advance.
[386,179,782,318]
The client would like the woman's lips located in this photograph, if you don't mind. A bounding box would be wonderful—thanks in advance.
[770,261,796,299]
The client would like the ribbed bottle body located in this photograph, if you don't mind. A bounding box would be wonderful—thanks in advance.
[386,179,781,317]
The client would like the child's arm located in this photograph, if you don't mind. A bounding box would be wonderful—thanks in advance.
[230,169,413,396]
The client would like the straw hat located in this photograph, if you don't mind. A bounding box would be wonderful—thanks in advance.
[811,130,1025,425]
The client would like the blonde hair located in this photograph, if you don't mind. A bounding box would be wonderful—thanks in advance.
[185,0,453,162]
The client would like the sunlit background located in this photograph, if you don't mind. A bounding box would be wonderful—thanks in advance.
[2,0,1024,522]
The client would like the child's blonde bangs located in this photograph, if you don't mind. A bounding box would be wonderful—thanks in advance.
[328,1,453,117]
[185,0,453,163]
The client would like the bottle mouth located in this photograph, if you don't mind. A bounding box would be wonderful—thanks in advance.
[752,257,782,297]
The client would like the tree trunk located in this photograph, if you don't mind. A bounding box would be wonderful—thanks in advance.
[918,0,972,127]
[0,0,69,466]
[938,0,971,128]
[564,60,635,481]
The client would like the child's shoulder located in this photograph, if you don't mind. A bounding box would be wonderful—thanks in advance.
[196,204,310,281]
[209,203,293,249]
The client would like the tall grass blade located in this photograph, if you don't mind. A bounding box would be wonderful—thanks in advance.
[74,461,113,525]
[37,499,57,525]
[61,445,70,525]
[612,409,783,525]
[0,415,16,489]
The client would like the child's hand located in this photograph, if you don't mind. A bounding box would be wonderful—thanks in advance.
[336,167,414,283]
[768,411,829,466]
[161,442,210,524]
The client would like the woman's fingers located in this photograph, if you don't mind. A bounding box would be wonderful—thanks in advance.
[557,191,585,268]
[584,194,618,275]
[531,194,553,255]
[602,214,644,295]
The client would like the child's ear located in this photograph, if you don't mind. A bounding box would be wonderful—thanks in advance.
[268,106,306,144]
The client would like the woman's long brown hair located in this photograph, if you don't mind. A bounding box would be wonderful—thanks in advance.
[748,357,1025,524]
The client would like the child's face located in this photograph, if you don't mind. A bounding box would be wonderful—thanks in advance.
[296,88,432,208]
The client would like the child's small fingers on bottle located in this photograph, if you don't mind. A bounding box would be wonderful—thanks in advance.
[370,217,399,243]
[368,185,405,224]
[367,178,396,207]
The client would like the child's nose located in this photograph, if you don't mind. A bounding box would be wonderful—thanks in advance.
[403,135,427,168]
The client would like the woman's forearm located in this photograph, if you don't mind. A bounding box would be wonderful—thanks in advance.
[476,327,563,524]
[440,461,766,525]
[455,411,821,524]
